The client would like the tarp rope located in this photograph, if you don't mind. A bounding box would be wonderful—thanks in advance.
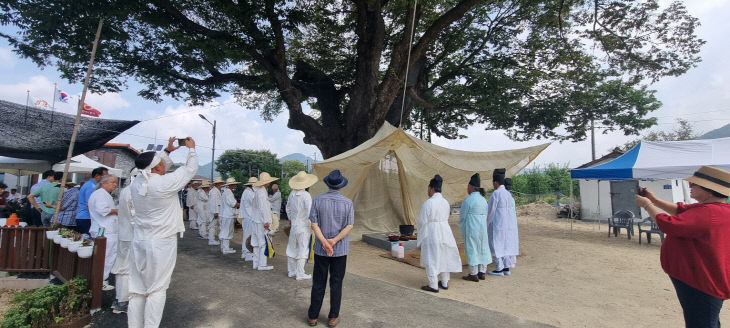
[398,0,418,128]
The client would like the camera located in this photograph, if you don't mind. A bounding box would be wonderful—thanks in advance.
[177,138,186,147]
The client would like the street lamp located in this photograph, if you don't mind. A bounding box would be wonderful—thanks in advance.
[199,114,216,180]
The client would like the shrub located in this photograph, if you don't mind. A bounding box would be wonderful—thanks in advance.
[1,277,90,328]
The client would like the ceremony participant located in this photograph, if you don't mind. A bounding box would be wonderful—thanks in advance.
[28,170,55,226]
[76,167,107,234]
[252,172,278,270]
[128,137,198,328]
[196,181,211,239]
[487,168,519,277]
[269,183,282,234]
[417,175,462,292]
[89,175,120,291]
[57,181,80,228]
[112,169,138,314]
[239,177,257,260]
[286,171,318,280]
[27,172,62,227]
[636,166,730,328]
[186,180,201,230]
[219,178,240,254]
[7,188,19,202]
[307,170,354,328]
[207,178,225,246]
[458,173,492,282]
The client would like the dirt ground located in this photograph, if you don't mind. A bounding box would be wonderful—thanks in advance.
[0,289,21,322]
[345,202,730,327]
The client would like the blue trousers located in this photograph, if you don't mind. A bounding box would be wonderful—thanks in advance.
[671,277,724,328]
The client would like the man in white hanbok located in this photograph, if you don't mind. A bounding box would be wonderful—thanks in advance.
[251,172,278,270]
[268,184,282,234]
[487,168,518,277]
[88,175,119,291]
[196,181,211,239]
[128,137,198,328]
[239,177,257,260]
[112,169,138,314]
[286,171,317,280]
[207,178,224,246]
[417,175,462,292]
[186,181,200,230]
[219,178,240,254]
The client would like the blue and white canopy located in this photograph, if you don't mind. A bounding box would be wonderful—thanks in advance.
[571,137,730,180]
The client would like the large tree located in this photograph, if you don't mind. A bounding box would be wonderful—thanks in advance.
[0,0,703,158]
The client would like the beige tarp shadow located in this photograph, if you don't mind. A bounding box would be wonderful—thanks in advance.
[311,122,549,240]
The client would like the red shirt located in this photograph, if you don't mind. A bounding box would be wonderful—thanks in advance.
[656,202,730,299]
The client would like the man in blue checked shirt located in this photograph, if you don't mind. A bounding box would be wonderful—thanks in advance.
[307,170,354,328]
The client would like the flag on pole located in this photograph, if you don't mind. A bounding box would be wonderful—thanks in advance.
[81,103,101,117]
[33,97,49,108]
[57,90,70,103]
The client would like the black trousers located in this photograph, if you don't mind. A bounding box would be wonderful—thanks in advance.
[28,205,43,226]
[75,219,91,234]
[308,254,347,319]
[671,277,724,328]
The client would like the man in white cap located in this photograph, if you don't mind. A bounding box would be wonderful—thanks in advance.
[251,172,278,270]
[219,178,240,254]
[196,181,211,239]
[128,137,198,328]
[111,168,138,314]
[208,178,224,246]
[88,174,119,291]
[286,171,318,280]
[239,177,257,260]
[186,180,200,230]
[268,183,282,234]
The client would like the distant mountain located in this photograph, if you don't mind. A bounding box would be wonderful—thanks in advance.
[279,153,316,170]
[174,161,221,179]
[698,123,730,139]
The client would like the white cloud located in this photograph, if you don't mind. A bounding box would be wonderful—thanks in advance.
[82,92,130,111]
[0,48,15,69]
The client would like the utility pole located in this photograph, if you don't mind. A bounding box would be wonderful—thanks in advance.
[590,119,596,161]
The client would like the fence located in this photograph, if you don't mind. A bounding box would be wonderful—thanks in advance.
[0,226,106,311]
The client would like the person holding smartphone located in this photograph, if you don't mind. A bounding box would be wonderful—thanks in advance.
[635,166,730,328]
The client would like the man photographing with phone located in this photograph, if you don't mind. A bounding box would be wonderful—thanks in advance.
[128,136,198,328]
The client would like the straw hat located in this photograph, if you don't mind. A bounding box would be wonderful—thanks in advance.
[254,172,279,187]
[244,177,258,186]
[200,180,212,188]
[212,177,225,185]
[224,177,241,186]
[289,171,318,190]
[685,166,730,197]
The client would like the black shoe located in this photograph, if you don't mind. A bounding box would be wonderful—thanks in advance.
[421,285,439,293]
[477,272,486,280]
[438,281,449,290]
[462,274,479,282]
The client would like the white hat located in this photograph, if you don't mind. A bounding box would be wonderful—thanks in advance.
[288,171,318,190]
[244,177,258,186]
[212,177,225,185]
[254,172,279,187]
[224,177,241,186]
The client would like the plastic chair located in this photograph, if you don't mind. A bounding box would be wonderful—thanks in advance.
[638,217,664,245]
[608,210,635,239]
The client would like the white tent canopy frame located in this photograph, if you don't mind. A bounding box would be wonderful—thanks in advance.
[311,122,549,239]
[52,154,122,177]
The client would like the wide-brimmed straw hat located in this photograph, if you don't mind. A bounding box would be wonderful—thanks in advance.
[200,180,212,188]
[685,166,730,197]
[212,177,225,185]
[224,177,241,186]
[289,171,318,190]
[254,172,279,187]
[323,170,348,189]
[244,177,258,186]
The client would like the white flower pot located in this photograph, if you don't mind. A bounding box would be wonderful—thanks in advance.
[77,246,93,258]
[68,241,82,252]
[60,238,72,248]
[45,230,59,239]
[53,234,63,244]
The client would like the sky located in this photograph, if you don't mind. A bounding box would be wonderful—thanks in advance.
[1,1,729,169]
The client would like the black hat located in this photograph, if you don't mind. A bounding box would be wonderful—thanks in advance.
[429,174,443,190]
[135,151,156,169]
[323,170,348,189]
[493,168,506,183]
[504,178,513,191]
[469,173,480,188]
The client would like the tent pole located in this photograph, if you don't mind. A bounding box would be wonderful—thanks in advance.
[51,19,104,226]
[596,180,600,231]
[569,178,573,235]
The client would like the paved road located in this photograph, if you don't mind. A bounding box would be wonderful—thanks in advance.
[92,231,552,328]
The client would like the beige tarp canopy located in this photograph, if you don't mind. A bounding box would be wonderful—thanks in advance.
[311,122,549,239]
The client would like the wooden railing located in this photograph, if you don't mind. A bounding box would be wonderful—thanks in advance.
[0,226,106,311]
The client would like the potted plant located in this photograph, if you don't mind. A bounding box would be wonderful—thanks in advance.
[67,233,83,253]
[76,239,94,259]
[0,277,91,328]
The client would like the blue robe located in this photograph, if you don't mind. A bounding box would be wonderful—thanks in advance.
[458,191,492,266]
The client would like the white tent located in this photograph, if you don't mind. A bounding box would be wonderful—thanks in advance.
[52,155,122,177]
[0,156,51,175]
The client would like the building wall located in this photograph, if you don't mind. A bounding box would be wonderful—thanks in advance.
[85,148,136,184]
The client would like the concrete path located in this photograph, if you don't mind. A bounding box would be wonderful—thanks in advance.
[92,231,552,328]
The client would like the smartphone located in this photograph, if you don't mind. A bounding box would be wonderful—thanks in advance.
[177,138,186,147]
[637,187,647,197]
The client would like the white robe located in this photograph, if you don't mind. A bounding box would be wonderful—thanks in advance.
[128,149,197,328]
[285,190,312,259]
[207,187,222,240]
[219,188,237,240]
[417,193,462,276]
[185,187,198,225]
[89,188,119,281]
[487,185,519,259]
[251,186,271,247]
[268,191,282,215]
[239,187,255,252]
[112,185,135,302]
[195,189,208,220]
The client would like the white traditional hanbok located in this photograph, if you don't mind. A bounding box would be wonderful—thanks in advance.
[219,187,237,253]
[417,192,462,289]
[207,187,222,245]
[251,186,273,270]
[89,187,119,281]
[196,188,209,238]
[185,186,198,229]
[285,189,312,279]
[239,187,255,259]
[112,183,135,306]
[487,185,519,272]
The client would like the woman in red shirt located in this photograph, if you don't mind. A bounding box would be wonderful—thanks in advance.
[636,166,730,328]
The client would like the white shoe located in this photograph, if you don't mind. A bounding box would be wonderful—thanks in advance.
[223,249,236,254]
[257,266,274,271]
[208,241,220,246]
[296,274,312,281]
[244,254,254,261]
[102,280,115,291]
[288,272,296,278]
